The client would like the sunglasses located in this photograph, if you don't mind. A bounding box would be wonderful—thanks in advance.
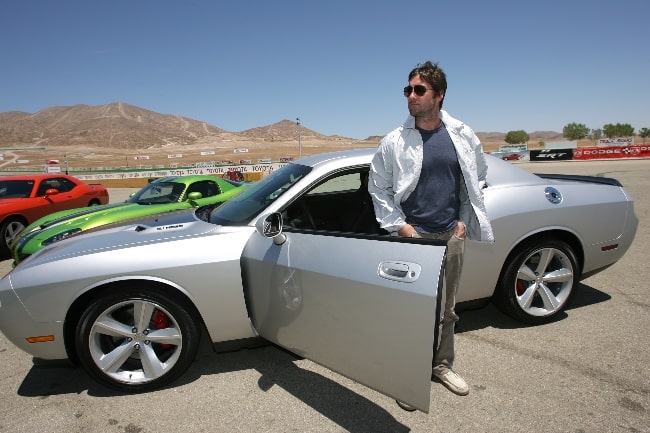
[403,85,431,97]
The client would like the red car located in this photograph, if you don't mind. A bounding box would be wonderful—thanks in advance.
[0,174,109,258]
[501,153,523,161]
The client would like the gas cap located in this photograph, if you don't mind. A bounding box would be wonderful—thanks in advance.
[545,187,563,204]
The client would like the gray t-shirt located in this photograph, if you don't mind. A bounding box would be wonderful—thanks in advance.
[402,123,461,233]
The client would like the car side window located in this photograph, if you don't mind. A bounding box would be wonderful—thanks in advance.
[186,181,220,198]
[57,178,76,192]
[38,178,76,195]
[1,181,34,198]
[37,180,59,196]
[307,172,360,195]
[283,168,383,235]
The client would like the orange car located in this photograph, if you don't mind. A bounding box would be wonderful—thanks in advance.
[0,174,109,258]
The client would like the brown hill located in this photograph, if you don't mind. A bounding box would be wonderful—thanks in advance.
[0,103,357,150]
[0,103,383,177]
[0,103,227,149]
[0,103,567,152]
[240,119,334,142]
[0,103,579,186]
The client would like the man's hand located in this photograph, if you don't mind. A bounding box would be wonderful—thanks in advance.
[454,221,466,239]
[398,224,419,238]
[400,221,465,238]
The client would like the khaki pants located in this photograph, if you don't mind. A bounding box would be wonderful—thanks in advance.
[417,228,465,374]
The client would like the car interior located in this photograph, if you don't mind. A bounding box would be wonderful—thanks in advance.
[37,179,62,196]
[185,181,221,199]
[282,168,387,235]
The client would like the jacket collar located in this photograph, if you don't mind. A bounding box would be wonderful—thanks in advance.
[439,110,464,132]
[404,109,463,132]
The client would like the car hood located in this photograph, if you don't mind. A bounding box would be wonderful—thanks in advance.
[26,202,145,230]
[15,209,238,269]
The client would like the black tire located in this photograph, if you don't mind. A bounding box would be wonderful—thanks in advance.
[494,239,579,325]
[75,286,201,392]
[88,199,101,206]
[0,217,26,259]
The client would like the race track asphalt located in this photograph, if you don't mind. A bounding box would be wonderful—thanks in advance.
[0,159,648,433]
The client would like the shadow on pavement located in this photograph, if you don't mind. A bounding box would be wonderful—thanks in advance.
[15,282,610,432]
[17,333,411,433]
[456,282,611,333]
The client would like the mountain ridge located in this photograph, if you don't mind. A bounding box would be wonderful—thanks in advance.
[0,102,563,149]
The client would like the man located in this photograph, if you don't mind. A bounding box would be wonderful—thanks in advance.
[369,61,494,397]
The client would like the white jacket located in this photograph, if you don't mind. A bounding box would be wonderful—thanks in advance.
[369,110,494,242]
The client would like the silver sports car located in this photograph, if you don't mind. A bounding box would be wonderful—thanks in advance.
[0,148,638,412]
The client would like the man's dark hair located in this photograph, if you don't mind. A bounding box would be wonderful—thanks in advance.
[408,61,447,108]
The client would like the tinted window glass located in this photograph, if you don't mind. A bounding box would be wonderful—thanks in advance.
[210,163,311,226]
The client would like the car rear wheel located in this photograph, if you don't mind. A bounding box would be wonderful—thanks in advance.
[494,239,579,324]
[75,286,201,392]
[0,217,26,258]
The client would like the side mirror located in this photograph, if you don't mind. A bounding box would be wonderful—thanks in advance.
[187,191,203,202]
[255,212,286,245]
[44,188,60,196]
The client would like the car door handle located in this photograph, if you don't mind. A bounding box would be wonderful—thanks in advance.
[378,261,421,283]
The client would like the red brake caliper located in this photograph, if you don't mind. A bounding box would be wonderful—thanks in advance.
[516,279,525,296]
[153,310,171,349]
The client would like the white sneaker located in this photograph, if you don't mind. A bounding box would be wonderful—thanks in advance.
[432,369,470,396]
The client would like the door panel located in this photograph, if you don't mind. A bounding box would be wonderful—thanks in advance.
[242,231,445,412]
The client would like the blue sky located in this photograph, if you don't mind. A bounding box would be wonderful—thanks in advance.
[1,0,648,139]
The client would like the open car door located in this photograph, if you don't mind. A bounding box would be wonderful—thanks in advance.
[241,214,446,412]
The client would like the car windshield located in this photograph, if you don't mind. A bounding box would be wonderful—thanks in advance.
[210,163,311,226]
[128,181,185,205]
[0,180,35,198]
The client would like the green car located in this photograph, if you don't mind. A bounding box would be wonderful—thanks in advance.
[11,175,249,264]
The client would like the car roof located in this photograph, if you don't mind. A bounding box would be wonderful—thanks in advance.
[294,147,376,171]
[292,147,544,188]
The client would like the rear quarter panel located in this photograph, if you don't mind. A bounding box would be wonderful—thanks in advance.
[458,180,634,303]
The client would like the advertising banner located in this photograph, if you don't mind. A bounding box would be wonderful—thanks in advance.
[73,162,290,181]
[573,146,650,160]
[597,138,634,146]
[529,149,574,161]
[499,144,528,152]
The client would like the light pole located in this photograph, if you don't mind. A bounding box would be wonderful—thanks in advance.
[296,117,302,159]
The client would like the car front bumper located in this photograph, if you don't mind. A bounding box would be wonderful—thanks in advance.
[0,275,68,360]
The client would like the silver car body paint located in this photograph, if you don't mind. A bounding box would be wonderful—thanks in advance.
[0,147,638,412]
[242,230,445,411]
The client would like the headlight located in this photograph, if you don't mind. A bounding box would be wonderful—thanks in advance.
[42,228,83,246]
